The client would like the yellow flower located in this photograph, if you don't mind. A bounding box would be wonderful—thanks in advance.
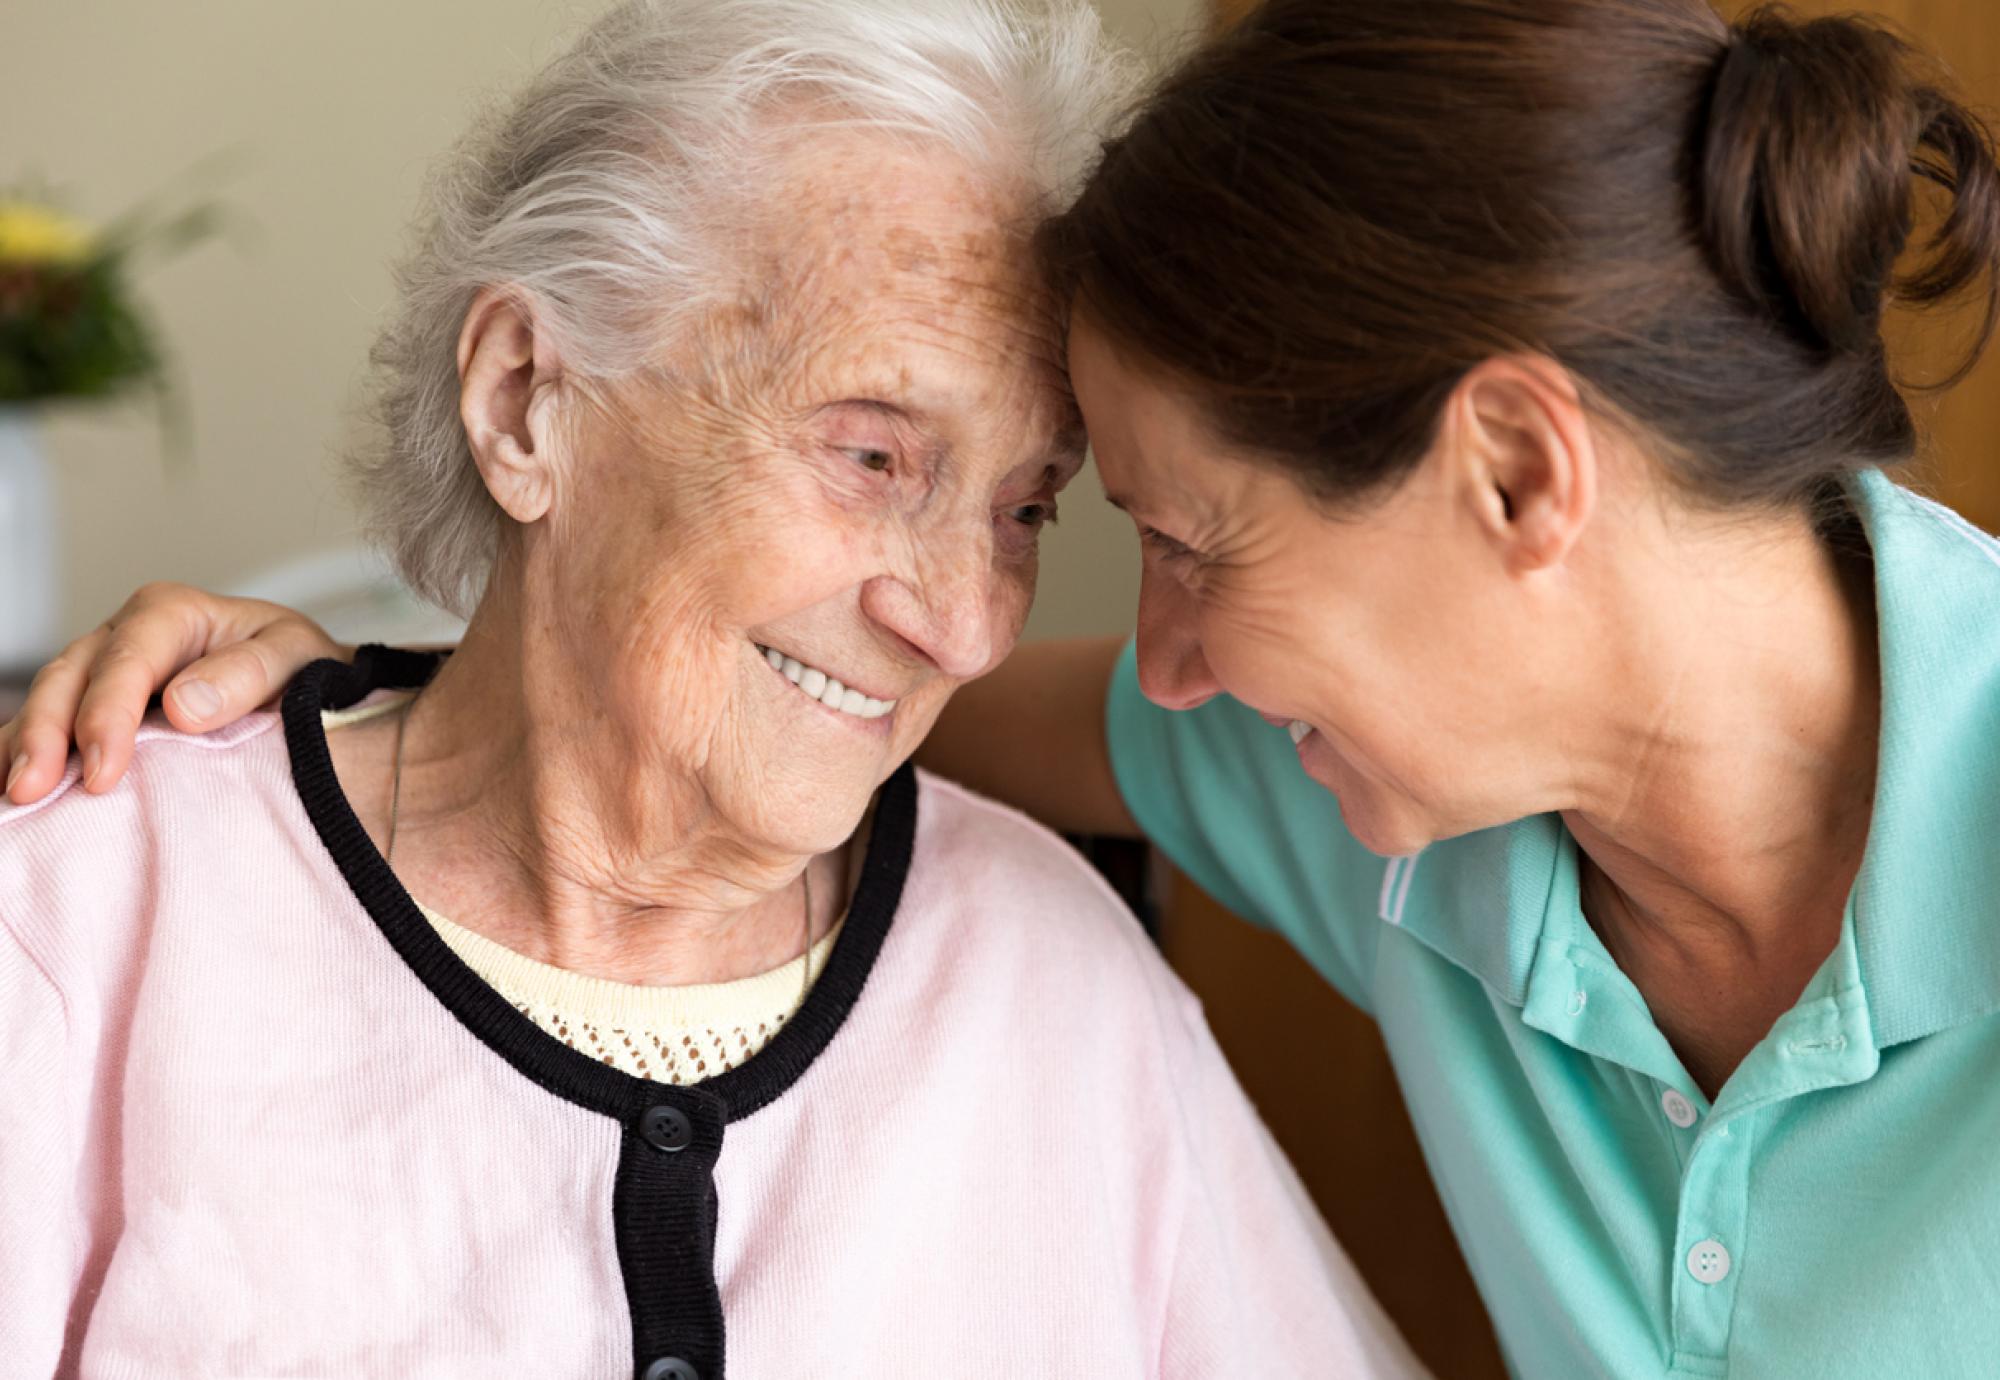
[0,201,96,267]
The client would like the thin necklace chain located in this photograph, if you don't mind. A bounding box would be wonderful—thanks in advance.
[384,696,816,1004]
[385,698,409,867]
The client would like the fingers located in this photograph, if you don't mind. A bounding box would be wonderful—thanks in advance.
[3,626,110,805]
[159,613,341,731]
[68,583,222,796]
[3,584,349,807]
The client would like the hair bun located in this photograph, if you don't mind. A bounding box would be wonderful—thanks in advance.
[1698,6,2000,378]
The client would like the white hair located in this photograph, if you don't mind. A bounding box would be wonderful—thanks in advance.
[357,0,1135,616]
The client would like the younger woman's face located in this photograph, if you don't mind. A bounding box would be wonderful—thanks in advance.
[1069,315,1558,857]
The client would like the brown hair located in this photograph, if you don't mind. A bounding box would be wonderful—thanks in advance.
[1038,1,2000,509]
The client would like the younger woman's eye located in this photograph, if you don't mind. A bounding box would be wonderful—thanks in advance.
[1139,526,1195,563]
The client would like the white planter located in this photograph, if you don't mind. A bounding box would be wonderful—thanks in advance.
[0,408,61,669]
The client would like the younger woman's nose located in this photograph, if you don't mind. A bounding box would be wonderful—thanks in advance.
[1134,573,1220,711]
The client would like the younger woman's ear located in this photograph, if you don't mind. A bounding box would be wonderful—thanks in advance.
[457,287,566,525]
[1440,354,1597,574]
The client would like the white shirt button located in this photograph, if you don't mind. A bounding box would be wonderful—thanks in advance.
[1661,1089,1698,1129]
[1687,1239,1732,1285]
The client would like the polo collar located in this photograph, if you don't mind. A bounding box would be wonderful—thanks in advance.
[1843,470,2000,1045]
[1379,816,1560,1008]
[1384,471,2000,1048]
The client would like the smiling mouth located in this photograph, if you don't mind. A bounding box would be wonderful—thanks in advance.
[1257,710,1316,746]
[755,643,898,722]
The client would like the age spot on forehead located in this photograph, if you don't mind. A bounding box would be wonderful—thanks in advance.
[670,128,1067,420]
[882,225,939,276]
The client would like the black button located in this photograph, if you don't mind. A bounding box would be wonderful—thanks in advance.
[641,1359,699,1380]
[640,1104,693,1153]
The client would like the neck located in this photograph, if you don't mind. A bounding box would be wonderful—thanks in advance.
[335,569,854,986]
[1557,503,1879,1089]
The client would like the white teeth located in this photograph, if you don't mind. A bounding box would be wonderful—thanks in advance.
[1288,720,1312,746]
[756,644,896,722]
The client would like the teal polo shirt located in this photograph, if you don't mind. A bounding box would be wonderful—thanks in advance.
[1106,470,2000,1378]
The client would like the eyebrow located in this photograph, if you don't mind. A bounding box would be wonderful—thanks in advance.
[1048,430,1088,479]
[845,397,924,427]
[1013,457,1076,497]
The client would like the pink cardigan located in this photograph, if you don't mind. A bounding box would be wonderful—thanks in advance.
[0,650,1422,1379]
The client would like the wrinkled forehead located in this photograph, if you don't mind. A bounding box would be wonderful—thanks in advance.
[762,126,1051,311]
[702,127,1077,440]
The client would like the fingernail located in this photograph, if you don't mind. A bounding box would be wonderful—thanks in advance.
[83,744,102,790]
[173,679,222,722]
[5,754,24,797]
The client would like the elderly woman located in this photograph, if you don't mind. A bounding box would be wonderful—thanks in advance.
[0,2,1424,1377]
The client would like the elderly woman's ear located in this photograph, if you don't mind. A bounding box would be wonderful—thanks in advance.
[456,287,568,525]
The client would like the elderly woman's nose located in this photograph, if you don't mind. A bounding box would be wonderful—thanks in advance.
[862,541,998,679]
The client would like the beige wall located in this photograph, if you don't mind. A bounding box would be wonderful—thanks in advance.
[3,0,1199,647]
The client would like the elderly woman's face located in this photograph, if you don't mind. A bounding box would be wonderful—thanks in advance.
[535,131,1079,855]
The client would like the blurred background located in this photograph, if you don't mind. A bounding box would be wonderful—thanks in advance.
[7,3,1999,1377]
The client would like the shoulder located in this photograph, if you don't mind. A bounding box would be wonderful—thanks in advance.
[884,772,1242,1134]
[0,710,291,986]
[902,768,1187,1002]
[0,708,286,841]
[912,768,1114,871]
[909,768,1147,936]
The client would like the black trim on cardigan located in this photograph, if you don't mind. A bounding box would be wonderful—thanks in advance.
[280,646,917,1380]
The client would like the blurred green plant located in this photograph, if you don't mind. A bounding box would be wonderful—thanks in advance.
[0,184,226,460]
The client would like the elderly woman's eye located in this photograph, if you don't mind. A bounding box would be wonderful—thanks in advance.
[842,447,894,473]
[1009,501,1058,528]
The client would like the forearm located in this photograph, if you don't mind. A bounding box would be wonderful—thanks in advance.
[914,635,1139,838]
